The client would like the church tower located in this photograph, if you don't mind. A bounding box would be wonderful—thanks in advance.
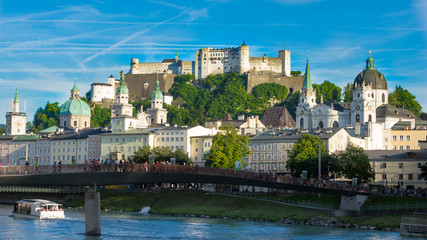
[351,51,388,126]
[296,57,316,129]
[110,70,133,117]
[147,76,168,124]
[6,89,26,135]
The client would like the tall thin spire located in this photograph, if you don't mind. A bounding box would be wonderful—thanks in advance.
[302,56,312,89]
[14,88,20,103]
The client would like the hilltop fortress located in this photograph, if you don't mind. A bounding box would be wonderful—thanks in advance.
[91,42,303,103]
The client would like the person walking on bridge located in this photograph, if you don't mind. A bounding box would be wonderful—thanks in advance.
[58,160,62,173]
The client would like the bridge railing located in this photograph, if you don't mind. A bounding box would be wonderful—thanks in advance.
[0,164,368,193]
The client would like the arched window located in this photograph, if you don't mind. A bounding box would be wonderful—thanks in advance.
[319,121,324,129]
[356,114,360,123]
[368,114,372,122]
[382,93,385,103]
[300,118,304,128]
[332,121,339,128]
[64,120,67,127]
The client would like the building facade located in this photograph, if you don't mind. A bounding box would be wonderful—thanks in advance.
[6,89,26,136]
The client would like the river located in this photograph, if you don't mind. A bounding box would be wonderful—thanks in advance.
[0,204,423,239]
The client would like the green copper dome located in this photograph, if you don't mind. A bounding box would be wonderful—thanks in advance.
[116,71,129,95]
[151,79,163,100]
[60,99,91,116]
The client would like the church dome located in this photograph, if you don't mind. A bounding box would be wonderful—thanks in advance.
[353,52,387,90]
[151,79,163,100]
[60,99,91,116]
[116,71,129,95]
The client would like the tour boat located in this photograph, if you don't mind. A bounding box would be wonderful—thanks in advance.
[400,212,427,237]
[12,199,65,219]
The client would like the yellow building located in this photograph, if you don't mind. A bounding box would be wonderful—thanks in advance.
[190,136,213,166]
[368,150,426,188]
[390,120,427,150]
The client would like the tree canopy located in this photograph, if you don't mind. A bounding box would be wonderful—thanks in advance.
[286,134,337,179]
[312,81,341,103]
[343,83,353,103]
[420,163,427,181]
[32,102,61,133]
[204,128,251,169]
[291,71,301,77]
[90,104,111,127]
[251,83,288,101]
[388,85,422,116]
[133,145,188,165]
[338,144,374,182]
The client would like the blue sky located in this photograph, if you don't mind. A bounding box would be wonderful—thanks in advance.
[0,0,426,124]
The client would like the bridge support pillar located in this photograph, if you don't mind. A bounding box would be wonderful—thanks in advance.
[339,194,368,212]
[85,186,101,236]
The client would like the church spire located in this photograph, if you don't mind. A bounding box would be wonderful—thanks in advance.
[116,70,129,95]
[14,88,20,103]
[366,50,375,70]
[302,56,312,89]
[70,77,80,99]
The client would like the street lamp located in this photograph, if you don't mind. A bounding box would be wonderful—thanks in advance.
[327,165,330,180]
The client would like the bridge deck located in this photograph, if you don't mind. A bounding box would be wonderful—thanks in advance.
[0,164,369,197]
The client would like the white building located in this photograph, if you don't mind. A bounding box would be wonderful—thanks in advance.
[90,75,117,103]
[6,89,26,136]
[154,126,220,158]
[129,42,291,80]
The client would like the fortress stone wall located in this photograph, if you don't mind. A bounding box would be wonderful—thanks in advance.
[124,73,176,101]
[246,70,303,94]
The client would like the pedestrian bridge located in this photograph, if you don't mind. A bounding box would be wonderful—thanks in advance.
[0,164,368,196]
[0,164,369,235]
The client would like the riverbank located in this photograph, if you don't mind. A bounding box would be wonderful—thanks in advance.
[63,190,419,231]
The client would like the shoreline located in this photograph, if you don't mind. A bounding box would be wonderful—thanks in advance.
[63,190,412,232]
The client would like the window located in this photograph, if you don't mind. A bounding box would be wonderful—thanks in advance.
[195,148,198,152]
[408,174,413,180]
[399,163,404,169]
[392,136,397,141]
[195,157,198,161]
[267,144,272,150]
[405,135,411,141]
[399,135,403,141]
[406,146,410,150]
[419,174,423,180]
[399,174,403,180]
[259,154,264,161]
[399,146,404,150]
[382,174,387,180]
[419,163,422,168]
[74,120,77,126]
[380,163,386,169]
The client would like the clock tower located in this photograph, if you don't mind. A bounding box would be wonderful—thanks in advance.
[6,89,26,136]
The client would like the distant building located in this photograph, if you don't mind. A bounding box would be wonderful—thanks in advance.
[6,89,26,136]
[59,79,91,130]
[205,113,266,135]
[367,150,426,189]
[260,106,295,128]
[90,75,117,103]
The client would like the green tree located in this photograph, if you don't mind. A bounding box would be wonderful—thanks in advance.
[204,128,251,169]
[286,134,334,179]
[312,81,341,103]
[338,144,374,182]
[343,83,353,103]
[32,102,61,133]
[0,127,5,135]
[133,146,152,163]
[252,83,288,101]
[91,104,111,127]
[291,71,301,76]
[131,98,151,116]
[284,91,300,120]
[389,85,422,116]
[85,90,91,102]
[420,112,427,121]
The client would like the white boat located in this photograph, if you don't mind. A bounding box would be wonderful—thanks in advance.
[13,199,65,219]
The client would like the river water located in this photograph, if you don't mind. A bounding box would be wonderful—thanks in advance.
[0,204,422,239]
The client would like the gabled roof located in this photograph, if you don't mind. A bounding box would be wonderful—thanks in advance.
[13,135,39,141]
[162,59,177,63]
[260,106,295,128]
[39,126,59,133]
[51,128,104,140]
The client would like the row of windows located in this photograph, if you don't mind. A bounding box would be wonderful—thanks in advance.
[381,173,422,181]
[109,137,145,143]
[53,147,86,153]
[52,154,86,161]
[160,132,184,136]
[380,162,423,169]
[251,143,293,151]
[157,137,184,142]
[392,135,411,141]
[53,141,86,146]
[250,162,287,171]
[392,146,411,150]
[251,153,287,161]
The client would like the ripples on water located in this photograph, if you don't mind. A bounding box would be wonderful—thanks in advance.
[0,204,422,239]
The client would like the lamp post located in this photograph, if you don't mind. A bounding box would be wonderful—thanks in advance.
[327,165,330,180]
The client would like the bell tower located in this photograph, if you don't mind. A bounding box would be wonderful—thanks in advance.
[296,57,316,129]
[6,89,26,135]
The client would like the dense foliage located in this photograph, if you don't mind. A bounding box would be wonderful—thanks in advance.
[132,145,188,164]
[286,134,334,179]
[312,81,342,103]
[251,83,288,100]
[421,163,427,181]
[31,102,61,133]
[204,128,251,169]
[168,73,270,125]
[388,85,422,117]
[338,144,374,182]
[343,83,353,103]
[284,91,300,120]
[286,136,374,182]
[291,70,301,76]
[90,104,111,127]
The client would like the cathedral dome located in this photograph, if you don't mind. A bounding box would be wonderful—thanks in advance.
[151,79,163,100]
[353,52,387,90]
[60,99,91,116]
